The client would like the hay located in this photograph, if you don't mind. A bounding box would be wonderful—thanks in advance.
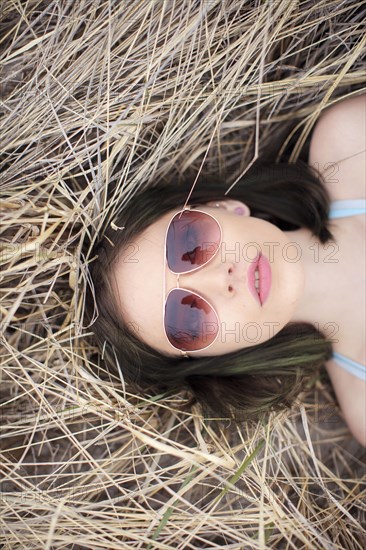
[1,0,365,548]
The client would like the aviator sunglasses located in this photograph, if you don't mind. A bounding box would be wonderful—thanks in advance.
[163,206,223,356]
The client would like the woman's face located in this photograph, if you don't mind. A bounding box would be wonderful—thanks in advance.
[112,199,305,357]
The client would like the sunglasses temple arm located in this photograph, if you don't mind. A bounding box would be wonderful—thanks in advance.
[163,242,166,343]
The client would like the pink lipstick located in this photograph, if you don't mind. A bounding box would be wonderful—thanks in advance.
[257,254,272,304]
[247,254,272,305]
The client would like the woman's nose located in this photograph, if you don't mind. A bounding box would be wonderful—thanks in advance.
[178,261,238,296]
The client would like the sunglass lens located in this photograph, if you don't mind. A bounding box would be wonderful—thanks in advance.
[166,210,221,273]
[164,289,219,352]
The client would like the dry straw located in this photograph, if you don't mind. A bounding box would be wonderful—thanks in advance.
[1,0,365,548]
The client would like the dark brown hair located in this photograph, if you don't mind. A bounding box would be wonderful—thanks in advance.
[84,161,335,423]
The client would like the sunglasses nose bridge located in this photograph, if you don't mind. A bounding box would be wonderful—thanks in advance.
[165,265,182,294]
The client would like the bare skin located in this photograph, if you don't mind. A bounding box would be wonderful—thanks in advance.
[112,94,365,445]
[308,94,365,446]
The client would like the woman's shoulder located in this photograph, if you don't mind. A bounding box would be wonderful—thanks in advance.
[308,94,366,201]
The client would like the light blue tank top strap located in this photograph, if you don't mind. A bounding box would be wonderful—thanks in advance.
[328,199,366,219]
[328,199,365,379]
[332,352,366,381]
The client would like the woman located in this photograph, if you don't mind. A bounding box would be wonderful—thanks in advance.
[85,94,365,446]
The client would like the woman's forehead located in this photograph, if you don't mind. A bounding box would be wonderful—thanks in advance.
[111,212,173,348]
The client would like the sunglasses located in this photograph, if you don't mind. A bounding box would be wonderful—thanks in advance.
[163,206,223,356]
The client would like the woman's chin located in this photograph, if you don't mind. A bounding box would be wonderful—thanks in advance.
[267,254,305,327]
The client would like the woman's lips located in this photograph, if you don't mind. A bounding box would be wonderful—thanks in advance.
[257,254,272,304]
[247,254,272,305]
